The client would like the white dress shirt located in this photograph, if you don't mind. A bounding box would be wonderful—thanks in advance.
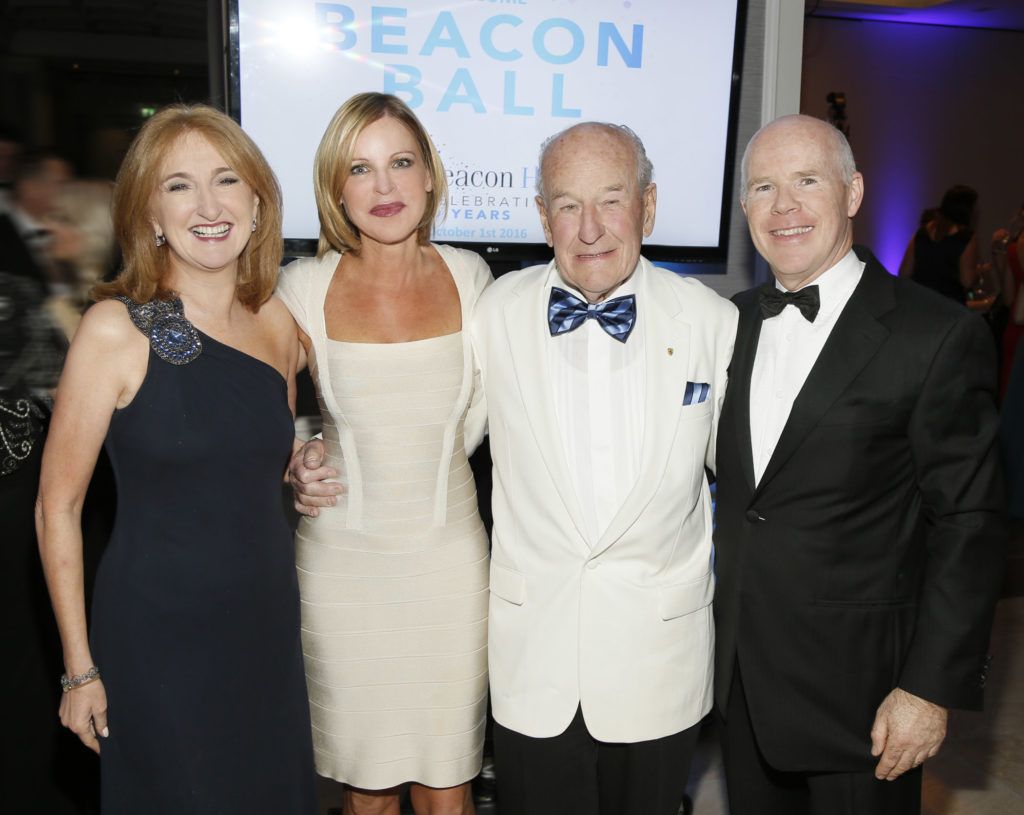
[547,265,645,542]
[750,249,864,485]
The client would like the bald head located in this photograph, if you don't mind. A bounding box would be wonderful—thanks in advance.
[739,114,864,290]
[740,115,856,203]
[537,122,653,204]
[533,121,657,303]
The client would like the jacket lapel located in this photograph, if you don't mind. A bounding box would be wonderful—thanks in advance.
[729,287,767,493]
[755,250,895,494]
[503,264,592,551]
[592,260,690,558]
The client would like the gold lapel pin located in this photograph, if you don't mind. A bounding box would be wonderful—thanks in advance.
[667,347,674,355]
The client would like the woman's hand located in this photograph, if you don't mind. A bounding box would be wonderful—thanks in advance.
[59,679,109,754]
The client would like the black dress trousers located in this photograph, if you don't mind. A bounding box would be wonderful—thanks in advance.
[493,704,699,815]
[720,664,922,815]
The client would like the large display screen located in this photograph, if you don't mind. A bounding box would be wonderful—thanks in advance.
[228,0,745,262]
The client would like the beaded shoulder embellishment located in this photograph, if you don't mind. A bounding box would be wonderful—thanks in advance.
[116,296,202,365]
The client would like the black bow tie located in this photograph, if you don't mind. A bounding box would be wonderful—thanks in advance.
[759,285,820,322]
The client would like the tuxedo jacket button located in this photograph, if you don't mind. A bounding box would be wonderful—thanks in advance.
[745,509,762,523]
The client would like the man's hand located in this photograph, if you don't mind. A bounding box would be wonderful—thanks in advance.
[870,687,947,780]
[288,438,343,517]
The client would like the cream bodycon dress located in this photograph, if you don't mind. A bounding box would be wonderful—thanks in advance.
[277,245,492,789]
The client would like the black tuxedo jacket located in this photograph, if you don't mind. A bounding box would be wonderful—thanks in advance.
[713,246,1006,772]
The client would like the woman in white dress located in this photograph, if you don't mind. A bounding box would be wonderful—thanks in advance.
[276,93,491,815]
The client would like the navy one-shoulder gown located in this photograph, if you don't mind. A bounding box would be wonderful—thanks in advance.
[90,298,315,814]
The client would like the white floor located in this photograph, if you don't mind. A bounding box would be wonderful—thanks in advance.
[318,597,1024,815]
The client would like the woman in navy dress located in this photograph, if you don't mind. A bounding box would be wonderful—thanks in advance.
[36,105,316,814]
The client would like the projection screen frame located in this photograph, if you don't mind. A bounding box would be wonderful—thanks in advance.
[223,0,748,265]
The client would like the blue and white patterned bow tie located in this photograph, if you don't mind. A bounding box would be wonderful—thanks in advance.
[548,287,637,343]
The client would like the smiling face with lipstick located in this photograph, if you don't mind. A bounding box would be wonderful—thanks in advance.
[312,94,448,260]
[149,131,260,281]
[97,105,282,309]
[338,115,433,250]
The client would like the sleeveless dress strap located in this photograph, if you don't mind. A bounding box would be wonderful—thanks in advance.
[115,295,202,365]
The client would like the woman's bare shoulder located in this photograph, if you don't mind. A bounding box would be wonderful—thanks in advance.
[76,298,144,348]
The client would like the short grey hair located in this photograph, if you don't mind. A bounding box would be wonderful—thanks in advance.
[536,122,654,203]
[739,115,857,202]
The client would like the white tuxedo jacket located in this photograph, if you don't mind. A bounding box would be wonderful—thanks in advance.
[471,257,737,742]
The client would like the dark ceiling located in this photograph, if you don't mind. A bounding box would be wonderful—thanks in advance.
[808,0,1024,32]
[3,0,209,41]
[3,1,1023,54]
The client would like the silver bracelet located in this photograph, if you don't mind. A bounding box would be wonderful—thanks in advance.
[60,666,101,693]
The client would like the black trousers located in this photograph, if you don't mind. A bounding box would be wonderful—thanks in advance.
[720,665,922,815]
[493,704,699,815]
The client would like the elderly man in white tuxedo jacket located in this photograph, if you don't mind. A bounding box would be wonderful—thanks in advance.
[291,122,737,815]
[471,123,736,815]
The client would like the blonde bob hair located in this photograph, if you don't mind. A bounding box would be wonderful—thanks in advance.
[313,93,448,258]
[94,104,283,311]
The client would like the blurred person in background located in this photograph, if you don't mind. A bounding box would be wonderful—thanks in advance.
[994,202,1024,522]
[0,149,73,286]
[0,139,104,815]
[1002,346,1024,521]
[0,129,84,815]
[44,180,117,340]
[2,224,82,814]
[992,201,1024,399]
[899,184,981,304]
[0,123,24,213]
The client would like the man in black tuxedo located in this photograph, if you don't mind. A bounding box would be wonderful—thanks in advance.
[0,149,71,284]
[713,114,1006,814]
